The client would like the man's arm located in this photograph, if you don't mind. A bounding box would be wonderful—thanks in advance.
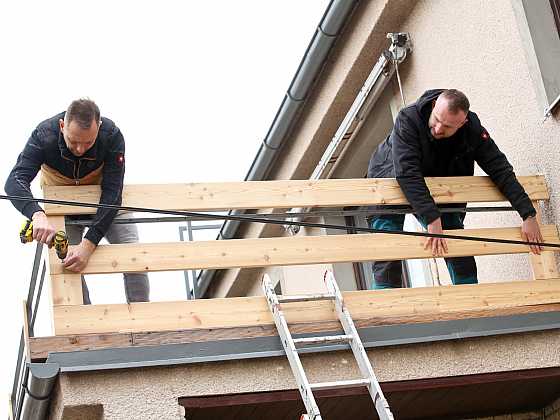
[63,126,125,271]
[4,129,57,244]
[474,128,542,254]
[5,129,46,218]
[84,126,125,245]
[474,129,535,219]
[392,112,441,224]
[392,112,447,255]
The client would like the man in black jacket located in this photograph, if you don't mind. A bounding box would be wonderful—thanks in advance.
[367,89,543,289]
[5,98,149,303]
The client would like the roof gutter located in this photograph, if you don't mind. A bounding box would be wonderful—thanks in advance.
[197,0,360,297]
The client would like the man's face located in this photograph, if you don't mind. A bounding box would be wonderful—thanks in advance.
[428,96,467,139]
[59,118,100,157]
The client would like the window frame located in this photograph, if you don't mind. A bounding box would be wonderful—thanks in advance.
[551,0,560,35]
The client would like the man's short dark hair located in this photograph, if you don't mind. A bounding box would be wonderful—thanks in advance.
[441,89,470,114]
[65,98,100,129]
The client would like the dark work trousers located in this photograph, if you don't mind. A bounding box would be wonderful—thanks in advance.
[66,213,150,304]
[369,212,478,289]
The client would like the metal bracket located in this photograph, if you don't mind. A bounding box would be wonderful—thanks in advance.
[387,32,412,62]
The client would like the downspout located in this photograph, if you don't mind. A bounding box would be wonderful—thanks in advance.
[197,0,360,297]
[20,363,59,420]
[10,245,59,420]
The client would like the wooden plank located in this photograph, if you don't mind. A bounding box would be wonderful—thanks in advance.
[22,301,31,362]
[529,201,559,280]
[31,303,560,360]
[51,275,84,306]
[43,176,549,216]
[52,280,560,335]
[48,216,83,306]
[30,333,133,360]
[8,395,14,420]
[48,226,560,275]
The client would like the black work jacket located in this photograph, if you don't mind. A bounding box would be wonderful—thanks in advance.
[5,112,125,245]
[367,89,535,224]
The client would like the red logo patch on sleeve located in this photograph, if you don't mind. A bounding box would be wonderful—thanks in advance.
[481,131,489,140]
[117,153,125,165]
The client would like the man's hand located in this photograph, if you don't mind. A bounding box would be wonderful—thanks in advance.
[32,211,56,245]
[63,239,96,272]
[522,216,544,255]
[424,217,448,257]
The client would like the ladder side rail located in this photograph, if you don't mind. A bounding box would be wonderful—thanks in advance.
[262,275,322,420]
[325,271,394,420]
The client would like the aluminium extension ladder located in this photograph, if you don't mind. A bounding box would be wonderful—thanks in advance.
[261,271,394,420]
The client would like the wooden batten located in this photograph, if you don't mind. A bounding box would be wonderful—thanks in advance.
[43,176,548,215]
[48,226,560,275]
[48,216,83,306]
[51,280,560,335]
[31,302,560,359]
[22,300,31,362]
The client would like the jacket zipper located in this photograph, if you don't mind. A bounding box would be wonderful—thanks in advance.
[75,160,81,185]
[61,147,96,186]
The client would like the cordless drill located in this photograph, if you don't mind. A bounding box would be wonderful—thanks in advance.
[19,219,69,260]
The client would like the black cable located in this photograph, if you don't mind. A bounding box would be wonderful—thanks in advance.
[1,194,558,248]
[64,206,515,226]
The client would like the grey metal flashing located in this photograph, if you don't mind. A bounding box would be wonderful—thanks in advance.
[197,0,359,297]
[46,311,560,372]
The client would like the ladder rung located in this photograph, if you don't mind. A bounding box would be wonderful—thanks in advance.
[277,293,335,303]
[310,378,371,391]
[293,335,353,347]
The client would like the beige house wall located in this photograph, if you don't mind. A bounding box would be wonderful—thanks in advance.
[48,330,560,420]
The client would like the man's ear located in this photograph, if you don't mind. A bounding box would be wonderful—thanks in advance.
[59,118,64,131]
